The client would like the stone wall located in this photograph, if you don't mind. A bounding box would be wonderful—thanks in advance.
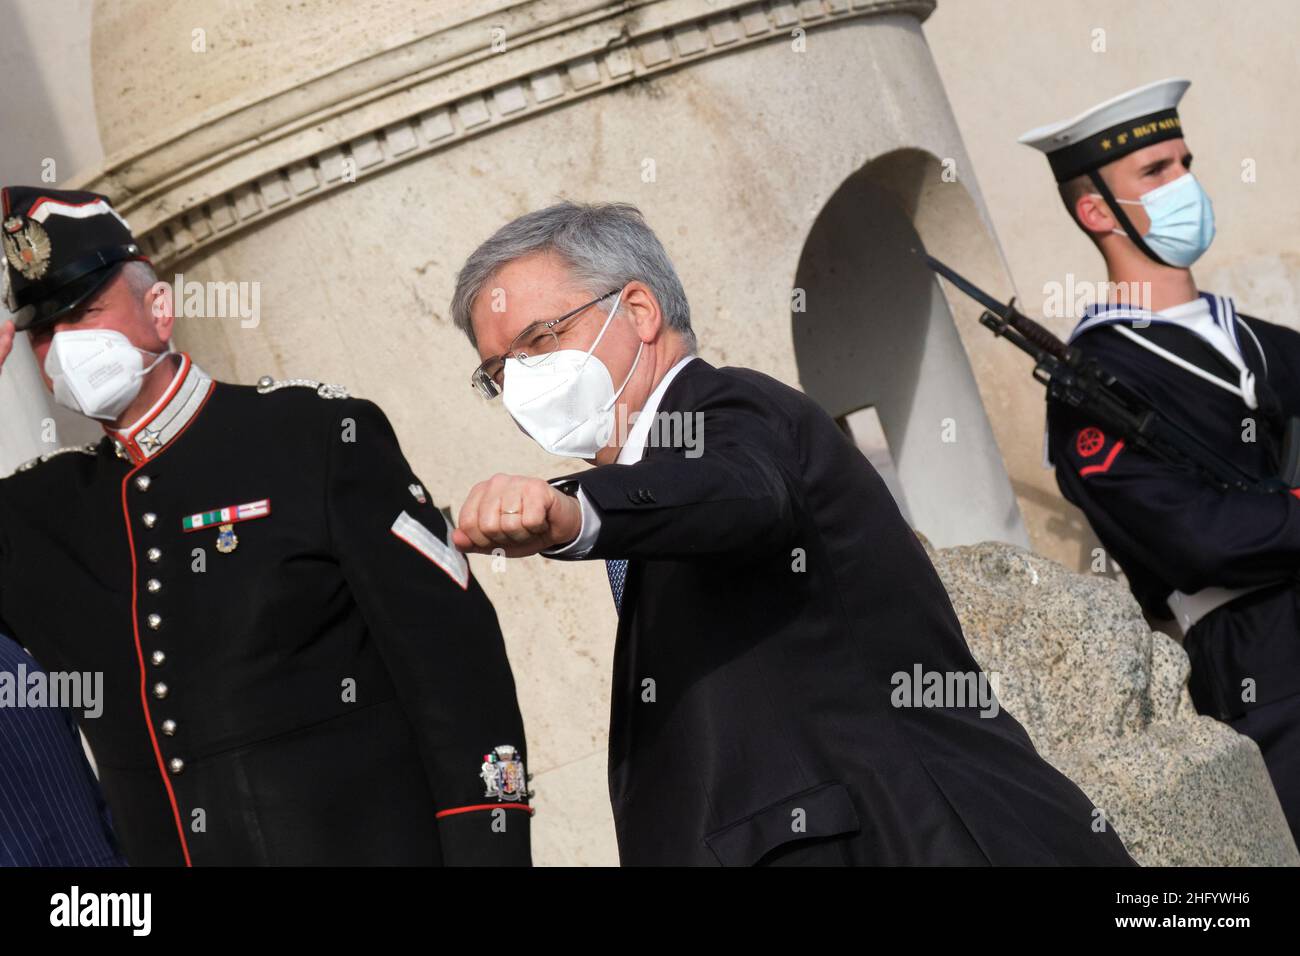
[930,540,1299,866]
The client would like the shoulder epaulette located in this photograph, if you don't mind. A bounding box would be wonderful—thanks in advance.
[14,442,100,473]
[255,376,350,400]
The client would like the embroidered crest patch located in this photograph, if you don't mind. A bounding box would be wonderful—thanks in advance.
[479,745,527,802]
[3,216,51,280]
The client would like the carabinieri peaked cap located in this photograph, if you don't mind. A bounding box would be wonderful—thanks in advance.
[1019,78,1193,268]
[1,185,148,333]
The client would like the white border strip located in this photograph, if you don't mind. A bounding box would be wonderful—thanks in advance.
[391,510,468,590]
[28,197,131,230]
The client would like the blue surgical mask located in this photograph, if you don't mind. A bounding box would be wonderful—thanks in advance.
[1104,172,1216,268]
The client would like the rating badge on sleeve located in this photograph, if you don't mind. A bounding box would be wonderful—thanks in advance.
[480,745,527,802]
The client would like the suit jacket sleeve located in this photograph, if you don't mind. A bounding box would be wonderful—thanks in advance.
[325,398,531,865]
[1051,406,1300,593]
[551,382,799,561]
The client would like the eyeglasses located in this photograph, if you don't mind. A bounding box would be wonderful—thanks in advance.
[471,288,622,399]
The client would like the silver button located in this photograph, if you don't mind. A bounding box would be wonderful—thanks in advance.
[168,757,184,775]
[161,719,177,736]
[142,512,157,528]
[146,578,162,593]
[135,475,152,492]
[152,681,169,699]
[147,548,162,563]
[151,650,166,666]
[147,613,162,630]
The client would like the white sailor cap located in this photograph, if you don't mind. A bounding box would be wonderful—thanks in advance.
[1018,77,1191,182]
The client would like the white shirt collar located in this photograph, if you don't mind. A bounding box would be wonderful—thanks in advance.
[616,355,697,465]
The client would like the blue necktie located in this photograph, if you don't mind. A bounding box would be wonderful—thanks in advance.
[606,559,628,613]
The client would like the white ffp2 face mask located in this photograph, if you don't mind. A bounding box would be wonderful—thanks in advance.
[44,329,171,421]
[502,288,643,459]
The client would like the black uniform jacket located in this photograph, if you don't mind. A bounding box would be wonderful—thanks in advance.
[1048,305,1300,720]
[555,359,1134,866]
[0,355,531,865]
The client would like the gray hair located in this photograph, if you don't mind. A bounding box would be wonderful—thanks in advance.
[450,201,695,352]
[120,259,159,301]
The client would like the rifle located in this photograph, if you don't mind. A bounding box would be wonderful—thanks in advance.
[922,254,1297,495]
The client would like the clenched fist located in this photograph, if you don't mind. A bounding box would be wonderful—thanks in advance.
[452,473,583,557]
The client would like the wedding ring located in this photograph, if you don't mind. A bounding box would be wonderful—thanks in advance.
[502,507,521,515]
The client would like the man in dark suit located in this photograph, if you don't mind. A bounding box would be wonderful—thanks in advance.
[450,200,1135,866]
[0,185,531,865]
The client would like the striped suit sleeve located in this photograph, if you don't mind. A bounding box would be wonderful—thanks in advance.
[0,635,127,867]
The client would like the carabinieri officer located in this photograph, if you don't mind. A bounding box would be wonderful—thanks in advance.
[1021,79,1300,840]
[0,185,532,865]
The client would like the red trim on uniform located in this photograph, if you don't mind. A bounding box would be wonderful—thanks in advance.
[1079,439,1125,477]
[435,803,534,819]
[1289,488,1300,500]
[107,354,192,465]
[20,193,152,265]
[119,376,216,867]
[24,196,109,217]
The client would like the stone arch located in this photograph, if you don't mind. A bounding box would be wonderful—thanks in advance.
[792,147,1029,548]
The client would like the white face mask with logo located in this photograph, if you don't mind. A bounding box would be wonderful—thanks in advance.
[502,288,643,459]
[44,328,171,421]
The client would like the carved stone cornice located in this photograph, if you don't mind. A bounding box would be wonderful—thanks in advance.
[73,0,934,267]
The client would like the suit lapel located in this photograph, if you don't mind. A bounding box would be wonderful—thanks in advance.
[615,358,713,628]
